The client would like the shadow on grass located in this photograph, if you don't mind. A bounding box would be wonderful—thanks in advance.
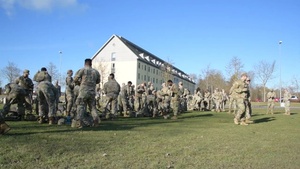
[179,113,213,119]
[254,117,276,124]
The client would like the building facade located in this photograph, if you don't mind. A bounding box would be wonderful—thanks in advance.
[91,34,195,92]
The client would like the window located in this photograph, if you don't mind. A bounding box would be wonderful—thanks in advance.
[148,76,150,81]
[153,69,155,74]
[111,63,115,73]
[156,70,158,75]
[138,62,140,69]
[144,75,146,81]
[138,73,140,79]
[156,78,158,84]
[144,65,146,71]
[111,52,116,61]
[148,66,150,72]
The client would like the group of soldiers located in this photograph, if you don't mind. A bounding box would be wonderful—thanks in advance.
[0,61,296,134]
[267,88,292,115]
[189,88,229,112]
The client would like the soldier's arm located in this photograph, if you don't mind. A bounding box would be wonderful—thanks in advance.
[73,69,82,84]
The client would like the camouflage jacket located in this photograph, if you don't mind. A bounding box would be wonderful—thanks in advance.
[74,66,100,93]
[15,76,34,91]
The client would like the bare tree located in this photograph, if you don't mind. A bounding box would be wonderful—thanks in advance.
[225,56,244,82]
[198,65,227,92]
[291,75,300,97]
[95,60,109,88]
[47,62,59,83]
[1,61,21,83]
[160,58,174,83]
[254,60,276,102]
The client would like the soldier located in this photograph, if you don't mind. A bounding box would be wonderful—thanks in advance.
[266,89,276,114]
[120,81,132,117]
[134,83,146,112]
[55,80,61,111]
[220,89,228,112]
[73,59,101,128]
[283,89,291,115]
[103,73,121,119]
[33,67,57,125]
[167,80,180,119]
[244,78,253,124]
[160,82,171,119]
[212,88,222,112]
[15,69,34,116]
[203,90,211,111]
[0,83,28,135]
[231,73,249,125]
[65,70,75,117]
[227,85,237,114]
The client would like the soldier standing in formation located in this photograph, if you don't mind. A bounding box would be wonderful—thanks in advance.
[73,59,101,128]
[266,89,276,114]
[65,70,75,117]
[103,73,120,119]
[283,89,291,115]
[15,69,34,116]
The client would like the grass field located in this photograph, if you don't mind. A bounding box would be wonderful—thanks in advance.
[1,103,300,169]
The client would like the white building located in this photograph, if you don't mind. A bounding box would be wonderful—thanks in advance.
[91,34,195,92]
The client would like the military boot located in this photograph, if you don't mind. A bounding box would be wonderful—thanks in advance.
[234,118,239,125]
[93,119,100,127]
[38,116,44,124]
[171,115,178,120]
[0,122,11,135]
[245,119,254,124]
[240,121,249,126]
[286,111,291,115]
[48,117,54,125]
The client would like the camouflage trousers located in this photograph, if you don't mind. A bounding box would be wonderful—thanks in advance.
[65,92,74,115]
[234,98,246,122]
[75,93,99,123]
[171,98,179,116]
[267,100,275,114]
[284,100,290,113]
[37,82,57,118]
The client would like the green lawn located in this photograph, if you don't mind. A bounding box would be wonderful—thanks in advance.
[1,104,300,169]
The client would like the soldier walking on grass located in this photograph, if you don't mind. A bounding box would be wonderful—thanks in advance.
[266,89,276,114]
[73,59,101,128]
[231,73,249,126]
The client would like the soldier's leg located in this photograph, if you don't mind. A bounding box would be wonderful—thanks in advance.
[24,95,33,114]
[111,98,118,116]
[87,97,100,126]
[38,91,47,123]
[75,97,86,128]
[66,94,74,116]
[45,92,56,125]
[234,98,246,125]
[171,99,179,119]
[0,107,11,135]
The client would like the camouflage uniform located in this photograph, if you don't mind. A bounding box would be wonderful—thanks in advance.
[244,79,253,123]
[168,80,180,119]
[33,69,57,124]
[15,69,34,115]
[266,90,276,114]
[134,83,145,112]
[74,61,101,128]
[54,81,61,111]
[227,86,237,114]
[220,89,228,112]
[120,82,132,117]
[283,89,291,115]
[2,83,27,116]
[212,89,222,112]
[103,74,120,118]
[231,74,248,125]
[203,90,211,110]
[65,70,75,117]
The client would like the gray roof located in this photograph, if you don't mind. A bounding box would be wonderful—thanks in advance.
[92,34,195,84]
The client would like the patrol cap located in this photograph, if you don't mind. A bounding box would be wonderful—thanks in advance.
[23,69,30,74]
[241,73,248,77]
